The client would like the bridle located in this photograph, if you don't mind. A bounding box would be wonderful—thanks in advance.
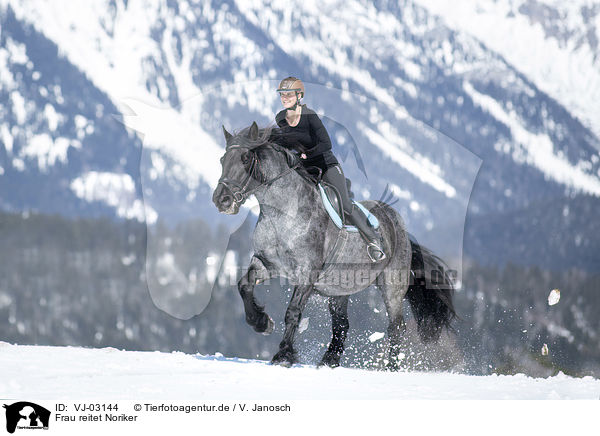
[217,144,301,204]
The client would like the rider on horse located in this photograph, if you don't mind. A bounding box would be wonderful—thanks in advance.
[271,76,386,262]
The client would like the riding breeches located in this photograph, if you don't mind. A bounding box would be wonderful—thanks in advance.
[322,164,354,217]
[321,164,385,261]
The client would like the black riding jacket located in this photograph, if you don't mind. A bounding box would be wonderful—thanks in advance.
[273,105,338,172]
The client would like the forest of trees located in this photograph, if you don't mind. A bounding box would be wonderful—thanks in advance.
[0,211,598,377]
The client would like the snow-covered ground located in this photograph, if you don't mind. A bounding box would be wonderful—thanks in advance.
[1,343,598,400]
[1,343,598,435]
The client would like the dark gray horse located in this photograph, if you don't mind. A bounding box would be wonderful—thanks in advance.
[212,122,456,369]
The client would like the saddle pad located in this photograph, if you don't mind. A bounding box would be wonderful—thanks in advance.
[317,183,380,231]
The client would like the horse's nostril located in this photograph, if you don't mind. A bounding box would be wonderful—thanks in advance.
[221,194,232,207]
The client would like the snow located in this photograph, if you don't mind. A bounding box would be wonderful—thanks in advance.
[70,171,155,223]
[10,90,27,125]
[463,82,600,196]
[388,183,411,200]
[298,317,309,334]
[20,134,78,172]
[2,0,227,197]
[3,0,597,225]
[0,37,22,89]
[2,34,28,64]
[0,343,598,400]
[414,0,600,141]
[43,103,63,132]
[119,97,223,191]
[239,1,414,124]
[548,289,561,306]
[0,124,14,154]
[368,332,385,342]
[362,123,457,198]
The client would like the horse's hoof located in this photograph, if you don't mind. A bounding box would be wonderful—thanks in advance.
[253,314,274,335]
[272,359,293,368]
[271,349,297,367]
[318,351,341,368]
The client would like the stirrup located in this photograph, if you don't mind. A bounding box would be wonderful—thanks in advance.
[367,241,386,262]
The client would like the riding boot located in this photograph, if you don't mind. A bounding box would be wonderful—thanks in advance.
[345,205,386,262]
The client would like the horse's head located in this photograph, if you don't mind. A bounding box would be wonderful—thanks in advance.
[212,121,267,215]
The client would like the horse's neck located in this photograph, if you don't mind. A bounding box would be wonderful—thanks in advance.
[254,168,323,224]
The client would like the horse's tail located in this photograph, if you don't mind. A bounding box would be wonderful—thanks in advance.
[405,238,457,343]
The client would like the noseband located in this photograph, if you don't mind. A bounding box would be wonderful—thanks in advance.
[217,144,300,204]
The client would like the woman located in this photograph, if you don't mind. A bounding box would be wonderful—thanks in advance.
[272,76,385,262]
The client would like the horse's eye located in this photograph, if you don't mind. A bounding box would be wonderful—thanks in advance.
[220,156,225,164]
[241,152,251,165]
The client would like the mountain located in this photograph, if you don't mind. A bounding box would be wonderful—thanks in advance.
[1,0,599,277]
[414,0,600,140]
[0,5,145,219]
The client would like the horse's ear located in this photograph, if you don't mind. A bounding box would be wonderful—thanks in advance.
[249,121,259,141]
[222,125,232,143]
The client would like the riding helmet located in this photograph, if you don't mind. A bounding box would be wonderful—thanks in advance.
[277,76,305,98]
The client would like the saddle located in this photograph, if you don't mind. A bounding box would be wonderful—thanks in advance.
[301,164,379,231]
[314,180,383,284]
[318,181,380,231]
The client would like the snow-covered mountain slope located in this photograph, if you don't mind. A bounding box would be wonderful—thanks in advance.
[2,0,600,272]
[0,6,147,219]
[414,0,600,139]
[1,343,598,399]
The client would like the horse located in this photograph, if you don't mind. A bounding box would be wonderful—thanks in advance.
[212,121,456,369]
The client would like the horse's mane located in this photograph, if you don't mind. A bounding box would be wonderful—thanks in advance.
[230,125,273,149]
[230,125,316,184]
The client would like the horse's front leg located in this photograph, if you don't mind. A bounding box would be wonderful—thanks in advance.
[238,255,274,335]
[319,296,349,368]
[271,284,313,367]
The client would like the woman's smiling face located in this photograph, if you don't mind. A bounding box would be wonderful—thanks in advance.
[279,91,298,109]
